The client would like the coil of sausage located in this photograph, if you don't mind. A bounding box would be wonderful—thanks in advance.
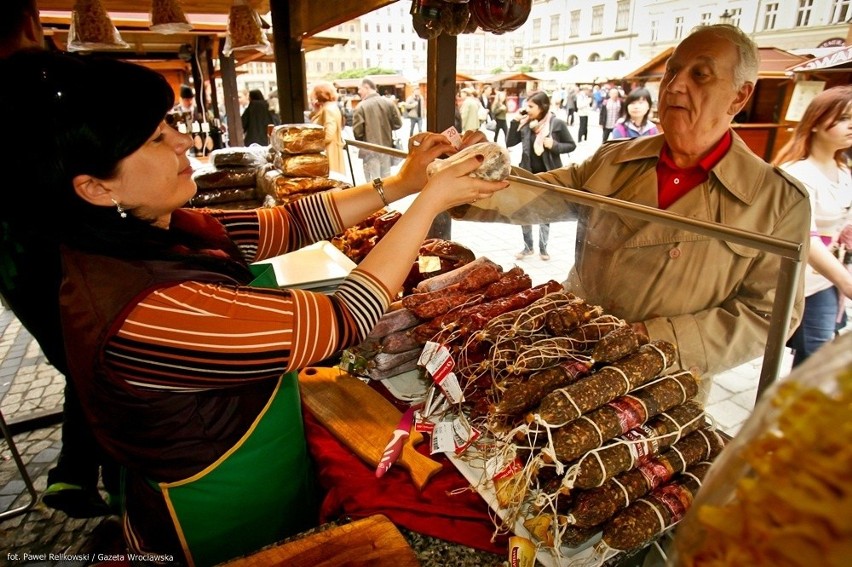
[492,359,594,416]
[551,371,699,463]
[600,462,712,552]
[535,341,677,426]
[567,428,724,528]
[572,401,705,489]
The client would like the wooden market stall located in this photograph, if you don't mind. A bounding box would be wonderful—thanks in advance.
[624,46,811,162]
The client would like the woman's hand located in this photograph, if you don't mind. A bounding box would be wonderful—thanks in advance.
[414,153,509,215]
[391,132,457,197]
[460,130,487,147]
[543,137,553,149]
[838,223,852,249]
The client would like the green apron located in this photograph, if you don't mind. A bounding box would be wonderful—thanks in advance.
[154,372,317,567]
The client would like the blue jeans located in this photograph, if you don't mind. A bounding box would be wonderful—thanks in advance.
[787,286,846,367]
[521,224,550,254]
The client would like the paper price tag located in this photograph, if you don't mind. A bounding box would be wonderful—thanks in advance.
[435,371,464,404]
[430,420,457,454]
[417,255,442,275]
[191,121,201,133]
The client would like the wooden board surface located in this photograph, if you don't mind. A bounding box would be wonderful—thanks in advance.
[222,514,420,567]
[298,367,442,490]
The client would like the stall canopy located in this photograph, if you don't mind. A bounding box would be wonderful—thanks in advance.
[789,45,852,73]
[333,74,409,89]
[531,59,647,85]
[474,71,539,84]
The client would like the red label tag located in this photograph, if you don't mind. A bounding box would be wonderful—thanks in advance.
[606,395,647,433]
[638,458,673,490]
[493,458,523,481]
[655,483,692,523]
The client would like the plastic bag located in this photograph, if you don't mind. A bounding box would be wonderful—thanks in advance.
[150,0,193,34]
[668,332,852,566]
[222,0,272,57]
[67,0,128,52]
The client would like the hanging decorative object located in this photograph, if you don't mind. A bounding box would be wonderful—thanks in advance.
[469,0,532,34]
[440,2,471,36]
[222,0,272,56]
[67,0,129,51]
[150,0,193,34]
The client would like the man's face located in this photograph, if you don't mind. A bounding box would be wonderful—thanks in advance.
[657,30,752,151]
[358,84,369,98]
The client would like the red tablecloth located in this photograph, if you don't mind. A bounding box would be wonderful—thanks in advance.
[303,407,508,555]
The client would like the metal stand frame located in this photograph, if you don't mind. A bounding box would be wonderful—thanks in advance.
[0,410,39,521]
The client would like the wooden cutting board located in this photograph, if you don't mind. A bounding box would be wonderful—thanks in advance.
[299,366,442,490]
[222,514,420,567]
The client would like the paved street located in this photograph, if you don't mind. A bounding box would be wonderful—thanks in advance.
[0,113,799,560]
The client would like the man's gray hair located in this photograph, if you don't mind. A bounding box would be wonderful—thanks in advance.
[690,24,759,87]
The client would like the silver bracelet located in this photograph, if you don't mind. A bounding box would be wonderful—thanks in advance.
[372,177,390,207]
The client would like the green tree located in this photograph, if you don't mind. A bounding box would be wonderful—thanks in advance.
[335,66,397,79]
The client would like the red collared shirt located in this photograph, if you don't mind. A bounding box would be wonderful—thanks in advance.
[656,130,732,209]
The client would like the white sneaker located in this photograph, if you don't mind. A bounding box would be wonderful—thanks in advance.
[515,249,533,259]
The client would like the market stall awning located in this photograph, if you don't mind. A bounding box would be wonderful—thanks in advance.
[530,59,648,85]
[333,74,410,89]
[789,45,852,72]
[474,72,539,83]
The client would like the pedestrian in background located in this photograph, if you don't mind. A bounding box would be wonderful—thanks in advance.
[241,88,279,146]
[490,89,509,145]
[405,87,424,137]
[352,78,402,181]
[576,86,592,142]
[310,81,345,176]
[608,89,659,140]
[460,87,481,134]
[507,91,576,261]
[600,87,622,143]
[774,85,852,366]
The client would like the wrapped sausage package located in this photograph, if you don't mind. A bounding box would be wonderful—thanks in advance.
[426,142,511,182]
[192,166,259,190]
[272,153,330,178]
[150,0,192,33]
[668,332,852,567]
[68,0,129,51]
[270,124,326,154]
[449,164,576,225]
[223,0,272,56]
[210,146,269,169]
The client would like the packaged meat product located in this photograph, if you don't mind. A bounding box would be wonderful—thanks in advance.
[255,168,343,201]
[68,0,129,51]
[426,142,511,181]
[150,0,192,33]
[192,166,259,190]
[223,0,271,56]
[272,153,330,178]
[186,187,258,207]
[210,146,269,168]
[269,124,326,154]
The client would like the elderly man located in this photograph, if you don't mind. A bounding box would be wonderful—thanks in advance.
[456,24,810,395]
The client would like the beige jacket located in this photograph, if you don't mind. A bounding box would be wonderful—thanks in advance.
[455,132,810,376]
[314,102,345,175]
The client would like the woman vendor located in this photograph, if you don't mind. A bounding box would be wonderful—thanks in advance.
[0,50,507,566]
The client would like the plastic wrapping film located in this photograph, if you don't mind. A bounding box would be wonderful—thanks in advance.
[192,166,259,190]
[68,0,129,51]
[222,0,271,56]
[186,187,258,207]
[449,165,576,226]
[669,332,852,567]
[272,153,330,178]
[269,124,327,154]
[150,0,192,33]
[209,146,269,169]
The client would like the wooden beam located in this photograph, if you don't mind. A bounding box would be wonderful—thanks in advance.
[426,34,457,132]
[39,0,268,15]
[288,0,398,38]
[270,0,308,123]
[219,42,244,147]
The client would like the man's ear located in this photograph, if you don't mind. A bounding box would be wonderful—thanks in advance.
[72,174,115,207]
[729,82,754,116]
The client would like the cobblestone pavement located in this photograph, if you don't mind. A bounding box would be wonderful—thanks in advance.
[0,115,811,563]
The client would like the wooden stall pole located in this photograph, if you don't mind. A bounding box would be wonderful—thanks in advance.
[219,42,244,147]
[426,33,459,240]
[270,0,308,124]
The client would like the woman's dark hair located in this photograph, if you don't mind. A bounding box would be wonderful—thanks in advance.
[526,91,551,118]
[0,50,252,280]
[620,89,653,126]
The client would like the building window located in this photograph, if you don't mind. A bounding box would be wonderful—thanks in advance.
[550,14,560,41]
[762,3,779,29]
[364,23,368,32]
[650,19,659,42]
[532,18,541,43]
[316,62,321,72]
[615,0,629,31]
[831,0,851,22]
[674,16,684,39]
[729,7,743,27]
[699,12,712,25]
[328,62,333,71]
[568,54,579,67]
[797,0,813,26]
[387,24,392,32]
[365,40,369,50]
[591,5,604,35]
[569,10,580,37]
[613,50,626,60]
[349,24,355,32]
[589,53,600,62]
[340,61,345,71]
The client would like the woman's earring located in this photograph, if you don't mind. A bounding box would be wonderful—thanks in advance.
[111,198,127,219]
